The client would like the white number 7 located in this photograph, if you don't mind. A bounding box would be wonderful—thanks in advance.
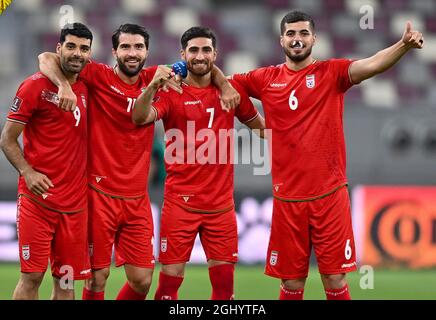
[206,108,214,128]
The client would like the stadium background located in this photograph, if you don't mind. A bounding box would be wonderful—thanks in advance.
[0,0,435,299]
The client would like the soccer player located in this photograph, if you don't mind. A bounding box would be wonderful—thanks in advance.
[231,11,424,300]
[0,23,93,300]
[133,26,265,300]
[38,24,241,300]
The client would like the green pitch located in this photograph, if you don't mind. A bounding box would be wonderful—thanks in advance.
[0,264,435,300]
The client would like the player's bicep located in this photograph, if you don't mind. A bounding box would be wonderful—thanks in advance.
[349,58,374,85]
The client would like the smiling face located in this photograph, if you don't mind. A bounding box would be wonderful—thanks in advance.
[280,21,316,62]
[56,34,91,75]
[112,32,148,77]
[181,37,217,77]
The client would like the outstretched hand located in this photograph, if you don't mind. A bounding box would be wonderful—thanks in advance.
[402,21,424,49]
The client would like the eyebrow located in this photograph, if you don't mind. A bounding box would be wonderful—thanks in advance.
[286,29,311,33]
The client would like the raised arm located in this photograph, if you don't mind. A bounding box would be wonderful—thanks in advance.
[211,65,241,112]
[38,52,77,111]
[133,65,180,125]
[0,121,54,195]
[349,21,424,84]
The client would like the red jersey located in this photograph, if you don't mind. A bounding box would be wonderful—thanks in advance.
[7,72,88,213]
[152,80,259,212]
[232,59,354,200]
[79,62,157,198]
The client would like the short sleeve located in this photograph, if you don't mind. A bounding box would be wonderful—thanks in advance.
[152,92,171,121]
[329,59,354,93]
[7,77,42,125]
[232,80,259,123]
[78,60,105,87]
[231,67,271,99]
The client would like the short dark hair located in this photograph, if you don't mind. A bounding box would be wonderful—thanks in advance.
[112,24,150,50]
[60,22,93,45]
[181,26,217,50]
[280,11,315,34]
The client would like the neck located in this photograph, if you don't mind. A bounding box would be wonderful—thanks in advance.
[185,72,211,88]
[62,69,78,85]
[285,56,315,71]
[114,65,139,85]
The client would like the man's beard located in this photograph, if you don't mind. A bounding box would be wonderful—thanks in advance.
[283,45,313,62]
[60,56,86,74]
[117,57,146,77]
[187,61,212,76]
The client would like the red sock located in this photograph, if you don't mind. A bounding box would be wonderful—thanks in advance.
[209,264,235,300]
[325,284,351,300]
[279,284,304,300]
[116,282,147,300]
[154,272,184,300]
[82,287,104,300]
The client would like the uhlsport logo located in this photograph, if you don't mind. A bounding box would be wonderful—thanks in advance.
[0,0,13,15]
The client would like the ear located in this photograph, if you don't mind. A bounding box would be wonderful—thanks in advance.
[312,33,317,46]
[56,43,61,55]
[180,48,185,60]
[280,36,285,48]
[213,49,217,62]
[112,47,117,59]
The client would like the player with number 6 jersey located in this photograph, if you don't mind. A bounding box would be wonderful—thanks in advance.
[232,11,424,300]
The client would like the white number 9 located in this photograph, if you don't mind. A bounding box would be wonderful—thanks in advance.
[73,107,81,127]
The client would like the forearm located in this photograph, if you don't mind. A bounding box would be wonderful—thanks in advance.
[38,52,69,88]
[211,65,229,88]
[351,40,410,83]
[0,137,32,175]
[132,84,159,125]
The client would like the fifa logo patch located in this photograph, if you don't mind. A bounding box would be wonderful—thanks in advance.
[22,245,30,261]
[306,74,315,89]
[270,251,278,266]
[161,238,168,253]
[10,96,22,112]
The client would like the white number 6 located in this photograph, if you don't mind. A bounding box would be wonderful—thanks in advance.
[289,89,298,110]
[345,239,352,260]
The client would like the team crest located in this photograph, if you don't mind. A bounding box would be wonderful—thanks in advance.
[0,0,13,15]
[269,251,278,266]
[306,74,315,89]
[22,245,30,261]
[161,238,168,253]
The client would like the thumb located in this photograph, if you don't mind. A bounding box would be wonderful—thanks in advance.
[405,21,412,33]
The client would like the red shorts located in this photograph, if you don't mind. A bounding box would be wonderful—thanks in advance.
[265,187,357,279]
[158,200,238,264]
[17,196,91,280]
[88,188,154,269]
